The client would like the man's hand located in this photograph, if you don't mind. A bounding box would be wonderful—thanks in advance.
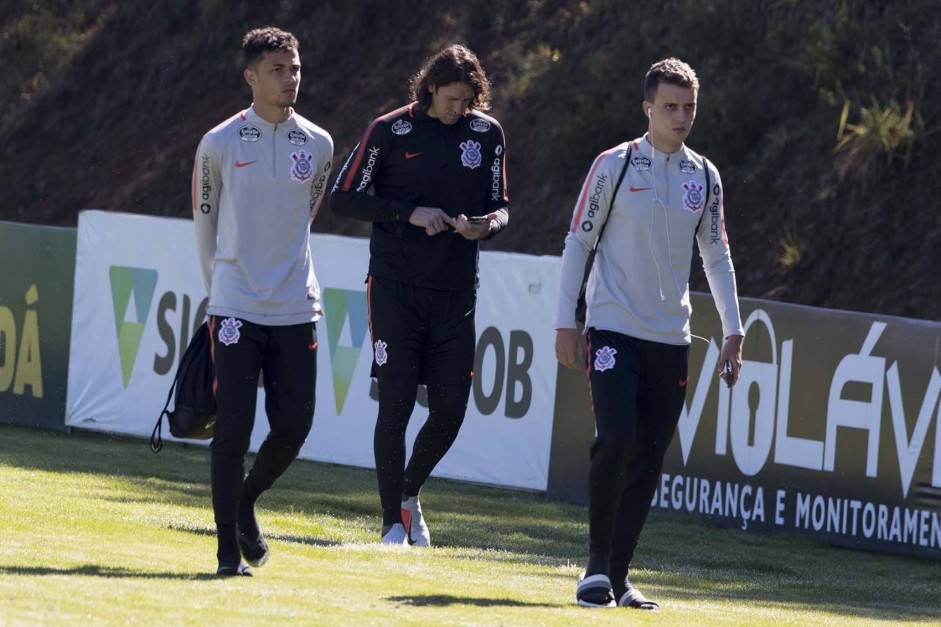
[453,213,492,241]
[409,206,455,235]
[555,328,586,371]
[718,334,744,387]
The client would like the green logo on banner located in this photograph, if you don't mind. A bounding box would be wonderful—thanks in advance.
[323,288,369,413]
[109,266,158,388]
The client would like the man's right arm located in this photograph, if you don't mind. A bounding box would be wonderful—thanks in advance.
[192,136,221,294]
[555,234,591,371]
[554,146,621,331]
[554,147,623,369]
[328,121,417,224]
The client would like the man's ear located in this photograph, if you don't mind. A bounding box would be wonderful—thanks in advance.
[244,67,255,87]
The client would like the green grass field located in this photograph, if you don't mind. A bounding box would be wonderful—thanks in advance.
[0,423,939,626]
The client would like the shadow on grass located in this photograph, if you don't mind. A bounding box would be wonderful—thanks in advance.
[0,564,219,581]
[651,585,941,623]
[172,524,343,548]
[386,594,558,608]
[4,425,941,622]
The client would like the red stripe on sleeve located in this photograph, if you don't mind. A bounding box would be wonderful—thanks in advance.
[570,146,621,231]
[338,104,412,192]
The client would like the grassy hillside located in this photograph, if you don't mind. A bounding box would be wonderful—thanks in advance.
[1,0,939,320]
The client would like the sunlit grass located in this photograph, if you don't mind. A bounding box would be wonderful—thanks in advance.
[0,424,939,626]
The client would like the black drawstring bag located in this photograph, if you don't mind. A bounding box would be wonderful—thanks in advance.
[150,321,216,452]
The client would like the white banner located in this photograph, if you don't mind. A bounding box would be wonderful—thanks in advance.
[66,211,558,490]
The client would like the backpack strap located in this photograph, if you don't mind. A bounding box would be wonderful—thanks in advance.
[695,156,713,234]
[593,145,632,253]
[149,365,179,453]
[576,145,631,323]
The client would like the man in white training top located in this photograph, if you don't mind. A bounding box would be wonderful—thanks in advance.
[556,57,744,610]
[192,26,333,577]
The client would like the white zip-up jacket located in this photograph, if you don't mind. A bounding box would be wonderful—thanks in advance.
[556,136,743,344]
[192,105,333,326]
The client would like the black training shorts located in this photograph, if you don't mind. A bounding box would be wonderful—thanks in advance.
[366,275,476,386]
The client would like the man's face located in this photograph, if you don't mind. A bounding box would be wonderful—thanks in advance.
[245,48,301,109]
[645,83,697,148]
[426,82,476,125]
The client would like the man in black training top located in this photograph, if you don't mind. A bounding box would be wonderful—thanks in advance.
[330,44,509,545]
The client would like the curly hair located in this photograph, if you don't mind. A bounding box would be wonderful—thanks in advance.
[242,27,299,69]
[409,44,492,112]
[644,57,699,102]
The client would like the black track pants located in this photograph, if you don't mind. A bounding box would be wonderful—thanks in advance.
[585,328,689,578]
[373,380,470,526]
[209,316,317,527]
[367,275,475,526]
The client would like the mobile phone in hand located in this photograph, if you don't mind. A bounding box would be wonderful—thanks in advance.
[467,215,490,224]
[721,360,733,388]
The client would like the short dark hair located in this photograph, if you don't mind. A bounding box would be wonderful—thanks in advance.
[644,57,699,102]
[409,44,492,112]
[242,27,299,69]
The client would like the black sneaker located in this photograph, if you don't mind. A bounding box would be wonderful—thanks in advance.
[576,573,616,608]
[237,530,270,567]
[617,586,660,611]
[216,561,253,577]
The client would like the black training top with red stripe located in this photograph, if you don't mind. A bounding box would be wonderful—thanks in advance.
[330,102,508,291]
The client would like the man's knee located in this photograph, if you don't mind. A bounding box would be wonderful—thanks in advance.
[591,432,633,466]
[278,418,313,447]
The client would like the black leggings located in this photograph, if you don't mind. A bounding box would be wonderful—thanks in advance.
[585,329,689,580]
[374,378,470,526]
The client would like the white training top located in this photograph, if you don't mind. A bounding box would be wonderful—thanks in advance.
[556,136,744,345]
[192,105,333,326]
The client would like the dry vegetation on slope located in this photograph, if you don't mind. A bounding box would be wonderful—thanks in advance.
[1,0,938,319]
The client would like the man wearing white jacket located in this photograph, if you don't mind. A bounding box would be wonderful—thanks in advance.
[556,57,743,610]
[192,26,333,577]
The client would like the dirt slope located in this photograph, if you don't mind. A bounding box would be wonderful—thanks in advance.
[1,1,938,321]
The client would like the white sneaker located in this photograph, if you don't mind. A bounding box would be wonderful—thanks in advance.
[401,496,431,547]
[380,523,409,545]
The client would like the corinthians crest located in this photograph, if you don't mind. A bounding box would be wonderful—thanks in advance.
[374,340,388,366]
[218,317,242,346]
[459,140,482,169]
[682,180,705,212]
[594,346,617,372]
[291,150,314,182]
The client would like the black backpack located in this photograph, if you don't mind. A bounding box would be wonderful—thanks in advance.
[149,321,217,452]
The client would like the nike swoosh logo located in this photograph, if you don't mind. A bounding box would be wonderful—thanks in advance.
[235,160,256,168]
[629,185,650,192]
[405,152,423,159]
[678,376,689,387]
